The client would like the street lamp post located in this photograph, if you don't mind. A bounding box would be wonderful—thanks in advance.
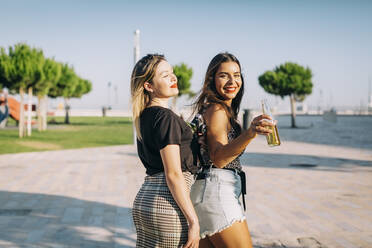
[134,29,140,65]
[114,85,118,104]
[108,81,112,109]
[133,29,140,146]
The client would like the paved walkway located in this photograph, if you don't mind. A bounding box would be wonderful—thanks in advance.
[0,137,371,248]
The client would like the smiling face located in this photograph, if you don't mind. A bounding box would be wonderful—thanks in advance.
[144,60,178,99]
[214,62,242,104]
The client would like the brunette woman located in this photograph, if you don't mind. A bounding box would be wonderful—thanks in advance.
[190,52,274,248]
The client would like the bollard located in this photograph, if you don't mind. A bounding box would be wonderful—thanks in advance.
[102,106,107,117]
[243,109,250,130]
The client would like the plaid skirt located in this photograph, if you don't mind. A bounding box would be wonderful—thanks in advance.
[132,171,193,248]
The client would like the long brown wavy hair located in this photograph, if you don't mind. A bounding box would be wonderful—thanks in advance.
[193,52,244,130]
[130,54,165,140]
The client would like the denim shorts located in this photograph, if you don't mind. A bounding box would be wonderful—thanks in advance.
[190,168,246,238]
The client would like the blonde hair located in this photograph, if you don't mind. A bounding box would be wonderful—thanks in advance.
[130,54,165,140]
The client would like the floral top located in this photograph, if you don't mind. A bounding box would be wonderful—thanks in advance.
[190,112,243,171]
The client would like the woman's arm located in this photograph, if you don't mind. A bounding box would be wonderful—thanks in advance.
[160,144,199,248]
[204,104,273,168]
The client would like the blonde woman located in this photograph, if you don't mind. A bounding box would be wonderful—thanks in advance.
[131,54,200,248]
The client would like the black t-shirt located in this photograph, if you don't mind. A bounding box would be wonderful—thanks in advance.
[137,106,198,176]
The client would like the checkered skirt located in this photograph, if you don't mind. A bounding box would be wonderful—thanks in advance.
[132,171,193,248]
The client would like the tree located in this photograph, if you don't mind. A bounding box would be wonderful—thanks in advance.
[48,64,92,124]
[1,43,92,130]
[48,63,78,124]
[36,58,62,131]
[0,48,11,126]
[0,47,12,90]
[258,62,313,128]
[65,78,92,124]
[172,63,195,111]
[71,78,92,98]
[6,43,45,137]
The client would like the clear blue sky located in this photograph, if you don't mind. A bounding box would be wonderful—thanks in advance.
[1,0,371,111]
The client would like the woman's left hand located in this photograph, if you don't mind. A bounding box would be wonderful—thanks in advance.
[248,114,275,137]
[184,222,200,248]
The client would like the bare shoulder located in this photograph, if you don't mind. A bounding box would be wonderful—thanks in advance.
[203,104,229,127]
[205,103,225,113]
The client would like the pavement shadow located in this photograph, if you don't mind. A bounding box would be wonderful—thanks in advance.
[0,191,136,247]
[115,151,139,158]
[241,152,372,172]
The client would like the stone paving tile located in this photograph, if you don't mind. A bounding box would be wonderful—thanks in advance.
[61,207,84,223]
[87,215,103,226]
[7,217,26,229]
[25,230,45,243]
[22,216,49,230]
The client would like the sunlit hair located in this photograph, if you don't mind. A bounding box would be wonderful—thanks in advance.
[193,52,244,128]
[130,54,165,140]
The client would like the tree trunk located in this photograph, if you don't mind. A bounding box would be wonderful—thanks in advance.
[64,98,70,124]
[27,87,33,136]
[42,96,48,131]
[290,94,297,128]
[19,87,25,138]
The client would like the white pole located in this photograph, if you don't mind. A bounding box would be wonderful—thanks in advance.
[368,76,372,114]
[108,81,111,109]
[134,29,140,65]
[19,88,25,138]
[27,87,32,136]
[133,29,140,146]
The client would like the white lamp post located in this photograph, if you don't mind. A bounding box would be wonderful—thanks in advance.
[132,29,140,146]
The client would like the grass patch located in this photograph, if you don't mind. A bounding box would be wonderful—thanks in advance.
[0,116,133,154]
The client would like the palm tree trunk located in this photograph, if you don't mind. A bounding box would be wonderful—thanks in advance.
[290,94,297,128]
